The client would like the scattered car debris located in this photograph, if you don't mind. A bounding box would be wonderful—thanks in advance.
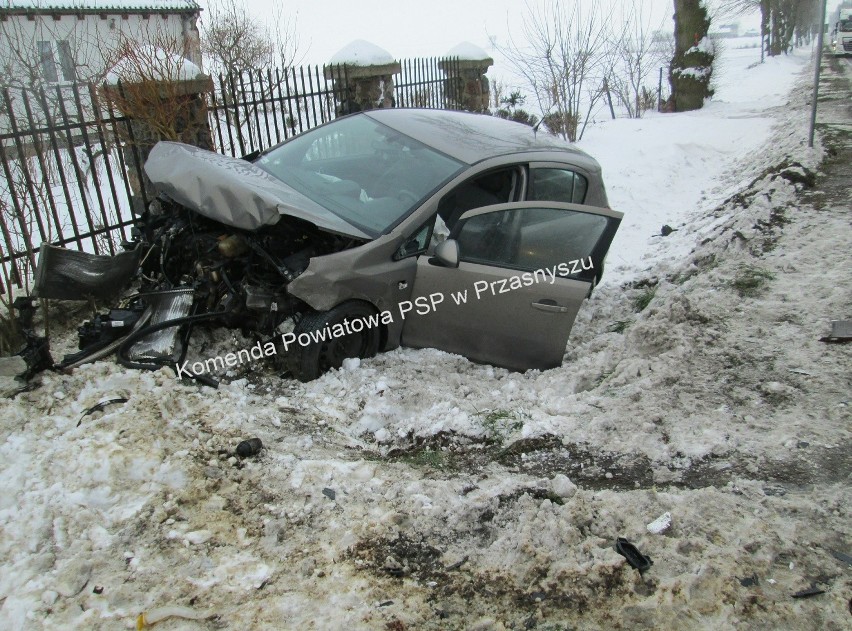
[791,586,826,599]
[787,368,812,376]
[235,438,263,458]
[830,550,852,567]
[445,555,469,571]
[646,512,672,535]
[739,574,759,587]
[3,297,53,390]
[819,319,852,343]
[77,397,129,427]
[322,488,336,501]
[614,537,653,573]
[660,224,677,236]
[136,605,214,629]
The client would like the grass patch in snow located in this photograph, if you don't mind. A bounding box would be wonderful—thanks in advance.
[731,265,775,297]
[608,320,630,333]
[632,287,656,312]
[474,408,527,444]
[400,447,446,470]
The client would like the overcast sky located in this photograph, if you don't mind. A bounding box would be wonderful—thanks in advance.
[195,0,768,66]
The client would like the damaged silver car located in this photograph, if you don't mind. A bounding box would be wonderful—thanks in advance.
[33,109,622,383]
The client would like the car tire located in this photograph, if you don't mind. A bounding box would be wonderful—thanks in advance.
[287,301,381,382]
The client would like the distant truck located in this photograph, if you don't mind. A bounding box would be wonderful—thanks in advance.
[831,4,852,55]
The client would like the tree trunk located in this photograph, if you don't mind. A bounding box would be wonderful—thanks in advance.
[761,0,770,60]
[668,0,714,112]
[770,2,783,56]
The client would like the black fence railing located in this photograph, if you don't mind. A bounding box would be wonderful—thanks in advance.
[0,83,141,294]
[208,57,462,159]
[0,56,466,294]
[395,57,460,109]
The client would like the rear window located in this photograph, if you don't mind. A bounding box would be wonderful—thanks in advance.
[528,168,587,204]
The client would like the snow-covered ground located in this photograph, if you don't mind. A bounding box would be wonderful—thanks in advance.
[1,44,850,629]
[580,44,812,285]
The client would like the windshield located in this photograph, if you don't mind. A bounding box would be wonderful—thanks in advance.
[256,115,464,237]
[840,18,852,31]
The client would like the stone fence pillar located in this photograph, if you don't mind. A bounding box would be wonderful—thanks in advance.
[324,40,401,114]
[102,61,213,212]
[439,42,494,113]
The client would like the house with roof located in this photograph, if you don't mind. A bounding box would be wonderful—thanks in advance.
[0,1,202,88]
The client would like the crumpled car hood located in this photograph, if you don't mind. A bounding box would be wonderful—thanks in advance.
[144,142,371,238]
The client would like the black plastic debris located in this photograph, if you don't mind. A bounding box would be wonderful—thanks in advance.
[11,297,53,379]
[791,586,826,599]
[322,488,336,501]
[660,224,677,236]
[77,398,129,427]
[820,320,852,344]
[830,550,852,567]
[33,243,141,301]
[236,437,263,457]
[615,537,653,573]
[445,555,469,571]
[739,574,759,587]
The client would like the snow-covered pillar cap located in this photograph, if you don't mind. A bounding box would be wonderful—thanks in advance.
[440,41,494,72]
[104,46,212,96]
[324,40,401,79]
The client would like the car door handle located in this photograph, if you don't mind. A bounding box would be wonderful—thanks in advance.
[531,300,569,313]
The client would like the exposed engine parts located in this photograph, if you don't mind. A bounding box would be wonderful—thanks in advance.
[24,196,362,385]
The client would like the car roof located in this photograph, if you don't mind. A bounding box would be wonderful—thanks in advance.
[363,108,599,169]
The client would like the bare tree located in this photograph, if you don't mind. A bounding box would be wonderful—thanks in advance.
[100,29,212,205]
[0,17,102,90]
[605,0,669,117]
[714,0,817,59]
[498,0,611,141]
[201,0,301,73]
[201,0,304,154]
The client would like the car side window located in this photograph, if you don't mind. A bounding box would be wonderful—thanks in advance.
[394,220,433,260]
[455,207,607,275]
[437,168,519,229]
[527,168,587,204]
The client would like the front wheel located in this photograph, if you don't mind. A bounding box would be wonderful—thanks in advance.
[286,301,381,382]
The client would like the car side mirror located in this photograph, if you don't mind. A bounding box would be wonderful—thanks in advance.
[431,239,459,268]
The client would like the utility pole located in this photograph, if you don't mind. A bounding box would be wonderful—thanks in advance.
[808,0,828,148]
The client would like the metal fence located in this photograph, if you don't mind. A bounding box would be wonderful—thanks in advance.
[208,57,461,159]
[0,83,143,294]
[0,56,464,294]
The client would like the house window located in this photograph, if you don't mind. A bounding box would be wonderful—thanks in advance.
[37,40,58,82]
[56,40,76,81]
[37,40,76,83]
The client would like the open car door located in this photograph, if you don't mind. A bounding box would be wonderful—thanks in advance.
[401,202,622,371]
